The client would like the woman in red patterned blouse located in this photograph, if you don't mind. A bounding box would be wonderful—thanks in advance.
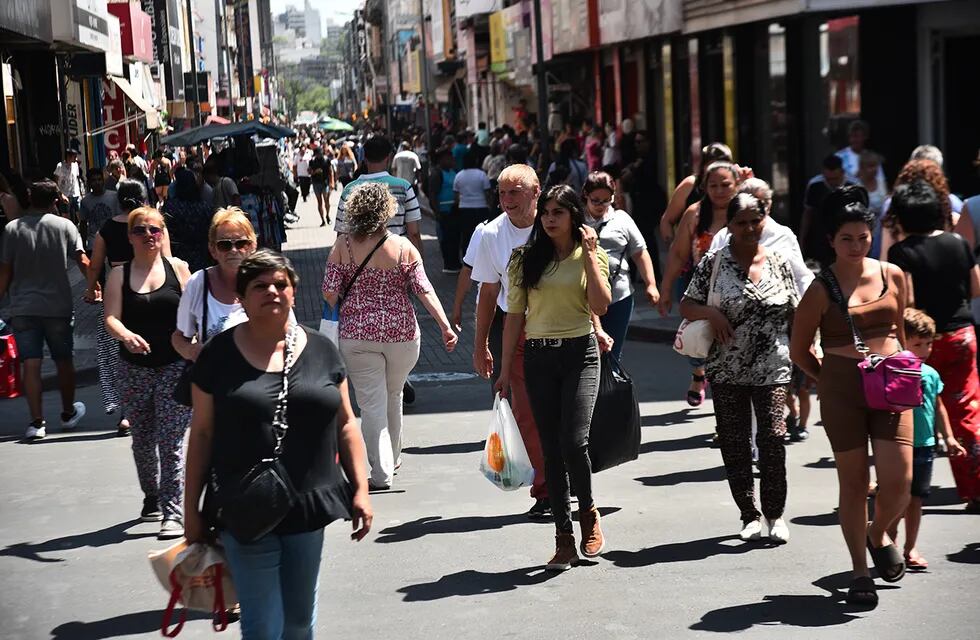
[322,182,457,490]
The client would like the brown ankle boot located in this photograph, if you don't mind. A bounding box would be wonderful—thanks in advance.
[579,505,605,557]
[545,533,579,571]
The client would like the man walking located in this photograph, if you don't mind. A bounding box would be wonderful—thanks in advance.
[54,148,84,222]
[0,179,89,439]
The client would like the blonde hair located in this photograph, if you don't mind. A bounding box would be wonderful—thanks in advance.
[209,207,257,245]
[498,164,540,189]
[127,206,165,232]
[345,182,395,237]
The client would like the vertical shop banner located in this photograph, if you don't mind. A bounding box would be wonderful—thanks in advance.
[538,0,552,63]
[101,78,130,153]
[66,80,87,173]
[722,34,737,158]
[662,42,675,189]
[489,12,506,73]
[430,0,445,60]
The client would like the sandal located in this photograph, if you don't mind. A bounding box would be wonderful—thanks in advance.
[687,374,706,407]
[845,576,878,606]
[866,525,906,583]
[116,419,131,438]
[905,553,929,571]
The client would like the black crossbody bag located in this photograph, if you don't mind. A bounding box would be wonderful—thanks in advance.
[173,270,209,406]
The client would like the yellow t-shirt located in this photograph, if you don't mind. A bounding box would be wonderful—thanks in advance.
[507,245,609,339]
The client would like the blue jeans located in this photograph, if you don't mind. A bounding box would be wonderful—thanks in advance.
[10,315,74,360]
[220,529,325,640]
[599,294,633,362]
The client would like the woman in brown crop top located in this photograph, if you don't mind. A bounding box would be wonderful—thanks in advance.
[791,186,911,606]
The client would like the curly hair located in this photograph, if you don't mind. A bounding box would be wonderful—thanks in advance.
[884,159,953,231]
[344,182,395,238]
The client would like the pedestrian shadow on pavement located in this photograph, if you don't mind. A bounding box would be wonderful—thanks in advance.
[377,508,621,544]
[639,432,714,454]
[641,409,713,428]
[604,534,769,568]
[27,431,120,445]
[947,542,980,564]
[634,464,727,487]
[790,511,839,527]
[0,519,156,563]
[924,485,963,506]
[51,609,210,639]
[397,565,561,601]
[689,571,883,632]
[804,456,836,469]
[402,441,484,455]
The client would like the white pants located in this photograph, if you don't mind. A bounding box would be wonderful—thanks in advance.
[340,338,420,486]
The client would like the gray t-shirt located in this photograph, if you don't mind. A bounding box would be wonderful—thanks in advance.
[79,191,121,250]
[585,209,646,302]
[1,212,83,318]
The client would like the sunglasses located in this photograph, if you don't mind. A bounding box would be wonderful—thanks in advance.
[587,197,613,207]
[215,239,253,252]
[130,225,163,237]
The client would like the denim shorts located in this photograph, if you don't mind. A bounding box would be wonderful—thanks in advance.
[910,446,935,498]
[312,181,327,195]
[10,316,74,361]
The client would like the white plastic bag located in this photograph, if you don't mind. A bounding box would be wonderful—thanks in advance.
[149,539,238,636]
[673,250,724,359]
[480,393,535,491]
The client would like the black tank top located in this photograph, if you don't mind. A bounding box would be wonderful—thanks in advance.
[99,219,135,264]
[120,258,182,367]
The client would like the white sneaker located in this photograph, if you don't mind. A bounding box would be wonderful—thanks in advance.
[766,517,790,544]
[739,519,763,541]
[25,422,47,440]
[61,402,86,430]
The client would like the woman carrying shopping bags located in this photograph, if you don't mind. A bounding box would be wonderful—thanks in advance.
[496,184,612,571]
[322,182,457,490]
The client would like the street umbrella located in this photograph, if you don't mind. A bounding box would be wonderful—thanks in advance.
[161,121,296,146]
[318,117,354,132]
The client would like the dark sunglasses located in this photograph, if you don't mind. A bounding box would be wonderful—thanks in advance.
[130,225,163,237]
[215,239,253,252]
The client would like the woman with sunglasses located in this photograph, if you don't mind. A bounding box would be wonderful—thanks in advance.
[104,206,193,539]
[172,208,256,360]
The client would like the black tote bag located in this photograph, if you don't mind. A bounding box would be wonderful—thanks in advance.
[588,352,641,472]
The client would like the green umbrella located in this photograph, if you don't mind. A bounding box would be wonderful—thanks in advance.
[318,117,354,132]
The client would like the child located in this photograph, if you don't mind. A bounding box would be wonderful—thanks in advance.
[888,309,966,569]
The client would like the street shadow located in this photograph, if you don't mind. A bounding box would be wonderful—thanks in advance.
[639,433,713,454]
[922,507,977,516]
[689,571,879,632]
[604,534,769,568]
[924,486,963,506]
[397,565,560,601]
[804,456,836,470]
[51,609,211,639]
[29,431,120,445]
[947,542,980,564]
[791,511,839,527]
[641,409,713,427]
[0,519,155,563]
[375,513,531,544]
[402,441,484,455]
[634,465,726,487]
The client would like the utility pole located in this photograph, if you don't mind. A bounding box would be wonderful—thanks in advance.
[532,0,550,169]
[417,0,433,169]
[185,0,202,125]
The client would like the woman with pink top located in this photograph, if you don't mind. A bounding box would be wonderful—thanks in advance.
[322,182,458,490]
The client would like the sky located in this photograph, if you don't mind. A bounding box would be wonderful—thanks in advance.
[269,0,361,29]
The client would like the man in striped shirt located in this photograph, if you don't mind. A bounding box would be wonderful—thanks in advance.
[333,135,423,253]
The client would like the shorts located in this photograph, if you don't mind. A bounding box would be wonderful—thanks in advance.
[817,353,913,451]
[10,315,75,361]
[789,365,808,393]
[910,446,935,498]
[312,181,327,195]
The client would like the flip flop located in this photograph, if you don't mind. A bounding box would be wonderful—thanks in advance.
[687,374,706,407]
[845,576,878,606]
[866,525,906,583]
[905,554,929,570]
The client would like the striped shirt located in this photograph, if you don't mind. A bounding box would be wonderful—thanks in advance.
[334,171,422,237]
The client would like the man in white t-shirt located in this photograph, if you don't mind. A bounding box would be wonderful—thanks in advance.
[392,141,422,185]
[470,164,550,518]
[53,148,84,222]
[293,144,313,202]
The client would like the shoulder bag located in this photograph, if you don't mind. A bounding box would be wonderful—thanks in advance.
[173,270,209,407]
[319,233,390,344]
[210,324,300,544]
[819,267,923,413]
[673,250,724,359]
[595,218,630,283]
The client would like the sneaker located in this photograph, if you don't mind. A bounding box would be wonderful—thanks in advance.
[740,518,763,541]
[766,517,790,544]
[116,419,131,437]
[578,505,605,557]
[545,533,579,571]
[61,402,86,431]
[25,420,46,441]
[784,415,799,442]
[790,428,810,442]
[158,518,184,540]
[141,496,163,522]
[527,498,553,520]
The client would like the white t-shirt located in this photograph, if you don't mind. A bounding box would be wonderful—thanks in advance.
[54,161,82,198]
[176,269,249,341]
[392,150,422,183]
[453,169,491,209]
[463,220,488,267]
[471,213,533,312]
[708,216,814,297]
[294,150,311,177]
[835,146,885,184]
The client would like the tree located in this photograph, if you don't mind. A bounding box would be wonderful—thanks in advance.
[297,85,332,115]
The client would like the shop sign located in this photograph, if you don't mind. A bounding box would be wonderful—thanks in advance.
[108,1,155,63]
[65,80,85,157]
[550,0,589,56]
[102,76,130,152]
[75,0,112,51]
[0,0,53,43]
[489,12,506,72]
[106,14,124,76]
[598,0,681,45]
[429,0,446,61]
[455,0,501,20]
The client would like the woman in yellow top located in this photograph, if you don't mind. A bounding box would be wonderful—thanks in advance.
[495,184,612,572]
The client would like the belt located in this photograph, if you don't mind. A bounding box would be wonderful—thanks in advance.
[525,334,593,349]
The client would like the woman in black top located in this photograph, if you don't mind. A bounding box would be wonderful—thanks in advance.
[184,250,372,639]
[163,168,215,272]
[103,206,192,539]
[887,181,980,511]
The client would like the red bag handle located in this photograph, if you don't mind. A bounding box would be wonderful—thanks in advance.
[161,570,187,637]
[211,564,228,632]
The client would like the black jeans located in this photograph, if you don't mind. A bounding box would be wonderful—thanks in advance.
[437,211,462,270]
[523,334,601,533]
[298,176,311,200]
[458,207,489,258]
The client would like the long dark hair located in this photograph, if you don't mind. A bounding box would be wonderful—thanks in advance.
[513,185,586,290]
[695,161,739,238]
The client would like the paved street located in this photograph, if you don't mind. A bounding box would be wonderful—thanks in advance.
[0,195,977,639]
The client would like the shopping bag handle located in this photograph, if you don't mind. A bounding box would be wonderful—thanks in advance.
[161,570,187,637]
[211,564,228,632]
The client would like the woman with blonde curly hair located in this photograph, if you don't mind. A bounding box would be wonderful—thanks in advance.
[322,182,458,489]
[880,158,959,261]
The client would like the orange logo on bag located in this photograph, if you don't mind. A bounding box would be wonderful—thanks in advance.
[487,432,505,472]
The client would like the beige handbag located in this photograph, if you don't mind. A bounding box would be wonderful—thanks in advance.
[673,251,724,359]
[149,539,238,636]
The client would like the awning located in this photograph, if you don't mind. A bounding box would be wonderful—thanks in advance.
[110,76,161,129]
[433,68,465,103]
